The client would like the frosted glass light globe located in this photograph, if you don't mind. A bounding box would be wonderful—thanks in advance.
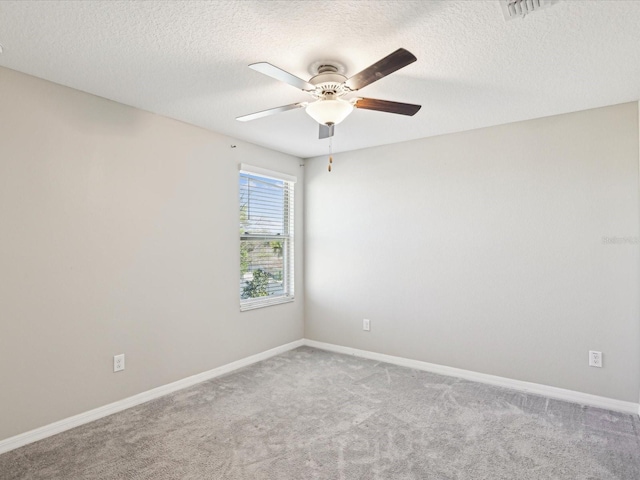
[305,98,353,125]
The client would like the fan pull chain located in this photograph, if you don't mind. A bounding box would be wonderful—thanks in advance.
[328,137,333,172]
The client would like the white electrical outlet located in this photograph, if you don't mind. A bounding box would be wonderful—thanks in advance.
[114,354,125,372]
[363,319,370,331]
[589,350,602,368]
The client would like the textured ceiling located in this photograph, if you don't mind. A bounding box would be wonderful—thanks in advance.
[1,1,639,158]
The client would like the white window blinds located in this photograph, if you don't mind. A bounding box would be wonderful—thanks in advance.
[239,165,295,310]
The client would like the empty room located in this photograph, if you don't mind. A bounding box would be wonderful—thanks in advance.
[1,1,640,478]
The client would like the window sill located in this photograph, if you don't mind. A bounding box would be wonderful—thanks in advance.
[240,296,295,312]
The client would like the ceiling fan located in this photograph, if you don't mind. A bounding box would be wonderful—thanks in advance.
[237,48,421,139]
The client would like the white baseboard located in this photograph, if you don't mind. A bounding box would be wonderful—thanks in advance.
[303,339,640,415]
[0,339,304,455]
[2,337,637,456]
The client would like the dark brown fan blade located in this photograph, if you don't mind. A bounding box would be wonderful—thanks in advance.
[345,48,417,91]
[354,98,421,116]
[249,62,315,91]
[319,124,335,139]
[236,103,306,122]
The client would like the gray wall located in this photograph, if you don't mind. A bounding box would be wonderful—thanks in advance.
[0,67,304,441]
[1,63,638,443]
[305,102,640,403]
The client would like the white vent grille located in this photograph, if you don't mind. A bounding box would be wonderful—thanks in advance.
[500,0,558,20]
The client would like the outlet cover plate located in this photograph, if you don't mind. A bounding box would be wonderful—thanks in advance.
[114,354,125,372]
[363,319,370,331]
[589,350,602,368]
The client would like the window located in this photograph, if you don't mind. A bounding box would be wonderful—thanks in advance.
[239,164,295,310]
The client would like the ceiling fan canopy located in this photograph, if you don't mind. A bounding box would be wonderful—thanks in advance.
[237,48,422,139]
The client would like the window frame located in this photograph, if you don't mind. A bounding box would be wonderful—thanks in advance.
[239,164,296,311]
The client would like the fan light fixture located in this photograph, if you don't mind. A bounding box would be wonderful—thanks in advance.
[238,49,421,173]
[237,48,421,140]
[305,97,353,126]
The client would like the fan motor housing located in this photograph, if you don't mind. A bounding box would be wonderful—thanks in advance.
[309,64,349,98]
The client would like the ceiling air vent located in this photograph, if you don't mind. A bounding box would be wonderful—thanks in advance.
[500,0,559,20]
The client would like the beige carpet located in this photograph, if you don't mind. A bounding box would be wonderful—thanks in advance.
[1,346,639,479]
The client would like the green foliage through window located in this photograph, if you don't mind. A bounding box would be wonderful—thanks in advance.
[241,269,270,299]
